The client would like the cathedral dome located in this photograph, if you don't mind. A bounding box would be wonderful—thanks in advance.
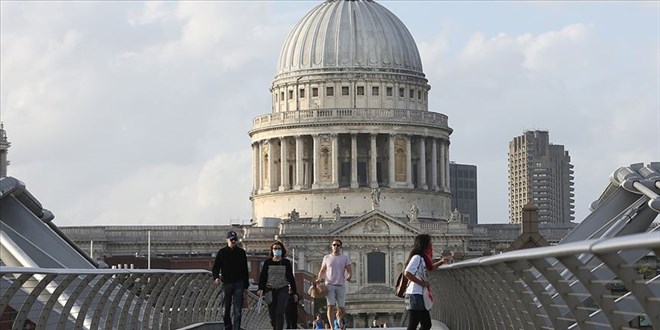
[277,0,424,77]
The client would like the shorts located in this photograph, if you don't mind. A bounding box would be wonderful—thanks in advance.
[405,293,426,311]
[325,284,346,308]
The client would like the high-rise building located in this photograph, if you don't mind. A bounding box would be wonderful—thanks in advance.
[508,130,575,224]
[449,162,478,225]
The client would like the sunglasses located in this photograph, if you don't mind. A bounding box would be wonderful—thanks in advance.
[332,244,341,247]
[229,238,237,242]
[272,248,282,250]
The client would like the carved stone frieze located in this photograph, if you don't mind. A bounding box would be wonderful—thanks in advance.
[363,218,389,234]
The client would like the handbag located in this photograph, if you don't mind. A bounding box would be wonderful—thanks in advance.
[394,272,408,298]
[395,257,423,298]
[308,281,326,298]
[423,287,434,310]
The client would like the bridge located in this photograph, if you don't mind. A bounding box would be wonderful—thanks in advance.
[1,162,659,329]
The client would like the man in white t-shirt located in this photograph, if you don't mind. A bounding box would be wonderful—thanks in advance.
[317,238,352,330]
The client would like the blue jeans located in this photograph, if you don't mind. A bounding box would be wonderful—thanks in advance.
[223,281,244,330]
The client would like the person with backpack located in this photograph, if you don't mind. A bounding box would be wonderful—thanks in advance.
[403,234,451,330]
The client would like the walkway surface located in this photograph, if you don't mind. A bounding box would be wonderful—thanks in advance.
[180,320,450,330]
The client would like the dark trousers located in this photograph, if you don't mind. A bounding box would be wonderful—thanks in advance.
[407,309,431,330]
[223,280,244,330]
[267,287,290,330]
[286,300,298,329]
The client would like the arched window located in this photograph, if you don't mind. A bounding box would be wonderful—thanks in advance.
[367,252,386,283]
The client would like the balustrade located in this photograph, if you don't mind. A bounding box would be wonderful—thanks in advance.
[251,108,448,130]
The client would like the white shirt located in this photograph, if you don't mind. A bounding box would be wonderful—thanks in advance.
[404,254,426,295]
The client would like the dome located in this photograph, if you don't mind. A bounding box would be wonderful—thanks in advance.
[277,0,424,77]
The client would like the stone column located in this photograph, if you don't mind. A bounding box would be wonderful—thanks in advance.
[419,137,427,189]
[388,134,395,187]
[294,135,303,190]
[350,133,358,188]
[268,139,276,192]
[312,134,320,189]
[440,140,447,191]
[332,133,339,187]
[297,248,305,271]
[252,142,259,194]
[444,140,450,191]
[431,138,439,190]
[370,133,378,187]
[258,141,265,192]
[279,137,288,191]
[406,136,413,188]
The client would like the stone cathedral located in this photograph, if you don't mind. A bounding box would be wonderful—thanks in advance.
[50,1,575,327]
[243,0,458,327]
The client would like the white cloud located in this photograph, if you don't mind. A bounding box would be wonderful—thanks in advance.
[2,2,658,226]
[421,21,658,222]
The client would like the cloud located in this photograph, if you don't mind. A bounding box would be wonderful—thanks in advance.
[71,150,253,226]
[1,2,284,225]
[2,2,658,226]
[420,22,658,222]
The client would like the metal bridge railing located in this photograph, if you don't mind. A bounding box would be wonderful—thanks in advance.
[0,268,264,330]
[429,231,660,330]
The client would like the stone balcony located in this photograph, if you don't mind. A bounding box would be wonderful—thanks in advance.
[250,108,449,131]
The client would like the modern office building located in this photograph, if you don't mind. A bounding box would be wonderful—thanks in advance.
[449,162,478,225]
[508,130,575,224]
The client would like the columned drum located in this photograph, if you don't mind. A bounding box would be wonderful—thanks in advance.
[248,0,452,223]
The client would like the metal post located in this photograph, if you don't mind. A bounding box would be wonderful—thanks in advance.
[148,230,151,269]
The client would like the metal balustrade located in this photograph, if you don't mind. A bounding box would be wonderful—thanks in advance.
[0,268,269,330]
[430,231,660,330]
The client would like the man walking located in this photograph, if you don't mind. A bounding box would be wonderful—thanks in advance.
[213,230,249,330]
[316,238,352,330]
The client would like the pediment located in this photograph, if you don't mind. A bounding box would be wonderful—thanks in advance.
[329,210,421,236]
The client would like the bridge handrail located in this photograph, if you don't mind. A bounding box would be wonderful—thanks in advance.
[429,231,660,330]
[0,267,270,329]
[441,231,660,269]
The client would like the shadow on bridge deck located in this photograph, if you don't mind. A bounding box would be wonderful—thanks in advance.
[178,320,450,330]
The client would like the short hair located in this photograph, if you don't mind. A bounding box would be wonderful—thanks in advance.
[269,241,287,258]
[332,238,342,246]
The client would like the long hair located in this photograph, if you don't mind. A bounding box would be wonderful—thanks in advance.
[269,241,287,258]
[406,234,431,263]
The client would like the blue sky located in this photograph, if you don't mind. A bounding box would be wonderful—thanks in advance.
[1,1,658,225]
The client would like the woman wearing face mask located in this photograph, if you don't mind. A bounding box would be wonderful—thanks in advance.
[257,241,298,330]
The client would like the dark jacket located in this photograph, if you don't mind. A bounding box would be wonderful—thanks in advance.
[212,245,249,288]
[258,258,297,295]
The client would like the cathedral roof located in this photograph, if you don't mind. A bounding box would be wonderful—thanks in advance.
[277,0,424,77]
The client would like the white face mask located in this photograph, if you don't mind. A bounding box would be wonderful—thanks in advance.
[273,249,283,257]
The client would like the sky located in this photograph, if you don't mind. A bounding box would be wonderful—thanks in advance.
[1,1,658,226]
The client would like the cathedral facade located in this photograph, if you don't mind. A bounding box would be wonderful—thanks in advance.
[56,2,575,327]
[244,0,454,326]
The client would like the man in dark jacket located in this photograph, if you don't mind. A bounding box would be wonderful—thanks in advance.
[213,230,249,330]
